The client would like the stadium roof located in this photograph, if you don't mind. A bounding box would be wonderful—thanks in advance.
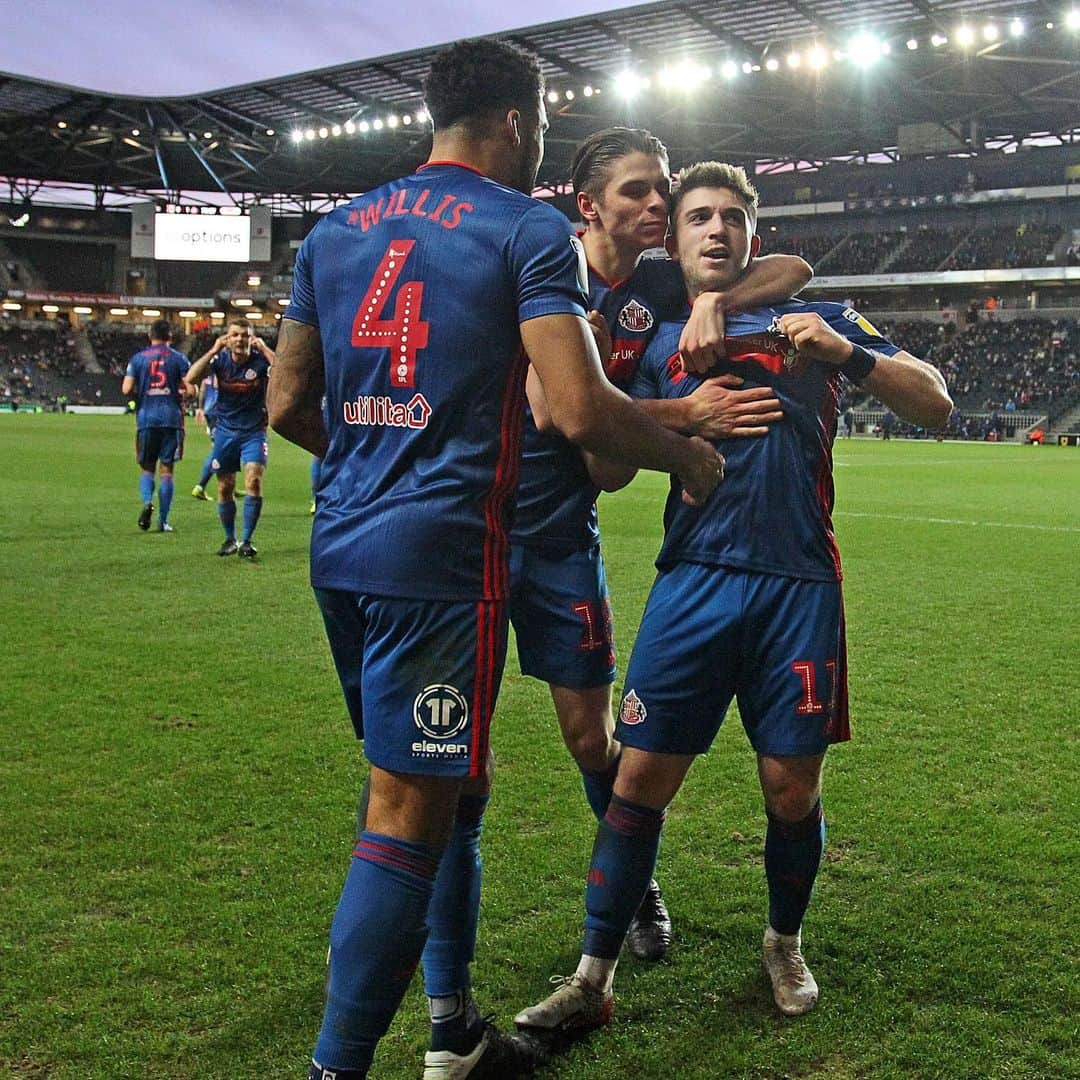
[2,0,1079,203]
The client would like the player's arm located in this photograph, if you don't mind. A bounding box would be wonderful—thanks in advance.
[778,312,954,429]
[121,372,136,397]
[679,254,814,372]
[520,313,723,506]
[266,318,328,458]
[250,335,276,364]
[636,375,784,439]
[185,334,228,391]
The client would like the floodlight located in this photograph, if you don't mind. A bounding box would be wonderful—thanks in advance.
[983,23,999,41]
[291,130,303,143]
[583,85,594,96]
[402,114,412,124]
[849,33,885,66]
[305,129,316,140]
[265,129,275,136]
[765,57,780,71]
[721,60,739,78]
[373,119,383,130]
[387,115,399,128]
[318,127,328,138]
[565,89,575,100]
[613,69,643,99]
[1009,18,1024,36]
[1067,10,1080,30]
[930,32,948,46]
[547,90,559,103]
[359,120,370,133]
[331,124,341,136]
[906,38,919,50]
[10,199,31,227]
[787,51,802,67]
[742,61,754,73]
[807,46,828,69]
[955,24,975,46]
[344,120,356,134]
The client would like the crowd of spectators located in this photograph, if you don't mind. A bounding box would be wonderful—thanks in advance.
[0,323,83,406]
[88,324,156,376]
[821,230,909,274]
[862,317,1080,435]
[941,223,1061,272]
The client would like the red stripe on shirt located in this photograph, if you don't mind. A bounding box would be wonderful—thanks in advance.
[481,348,527,599]
[815,372,843,581]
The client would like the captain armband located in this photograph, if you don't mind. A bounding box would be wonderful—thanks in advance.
[840,343,878,384]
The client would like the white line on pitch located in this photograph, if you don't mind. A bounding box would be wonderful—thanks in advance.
[834,510,1079,534]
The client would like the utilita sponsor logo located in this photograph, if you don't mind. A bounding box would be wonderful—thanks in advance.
[343,392,431,429]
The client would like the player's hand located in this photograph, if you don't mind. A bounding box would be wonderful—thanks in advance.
[214,333,229,351]
[182,380,197,399]
[679,291,727,373]
[586,310,612,368]
[677,436,724,506]
[687,373,783,438]
[195,408,205,423]
[777,312,853,366]
[249,335,264,353]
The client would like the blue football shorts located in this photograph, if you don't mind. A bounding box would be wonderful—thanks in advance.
[314,588,509,779]
[136,425,184,468]
[211,426,267,474]
[616,562,850,757]
[508,543,616,689]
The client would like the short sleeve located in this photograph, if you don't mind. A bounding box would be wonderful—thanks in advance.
[284,236,319,327]
[830,306,901,358]
[509,203,588,325]
[124,356,138,378]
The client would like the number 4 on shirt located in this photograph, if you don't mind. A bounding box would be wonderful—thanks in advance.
[352,240,431,388]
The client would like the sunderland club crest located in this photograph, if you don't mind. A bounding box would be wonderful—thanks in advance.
[619,689,647,726]
[618,299,654,333]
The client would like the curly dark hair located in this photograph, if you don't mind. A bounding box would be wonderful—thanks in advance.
[423,39,545,131]
[571,127,669,199]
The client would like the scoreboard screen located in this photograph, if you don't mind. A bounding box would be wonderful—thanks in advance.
[153,213,251,262]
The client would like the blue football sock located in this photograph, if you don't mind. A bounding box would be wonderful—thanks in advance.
[139,472,154,505]
[423,794,488,1014]
[583,795,666,959]
[217,499,236,541]
[580,751,621,821]
[158,477,174,524]
[313,832,440,1072]
[198,450,216,488]
[765,800,825,936]
[241,495,262,541]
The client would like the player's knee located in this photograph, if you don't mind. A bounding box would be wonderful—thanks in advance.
[564,723,616,773]
[246,475,262,497]
[762,780,821,823]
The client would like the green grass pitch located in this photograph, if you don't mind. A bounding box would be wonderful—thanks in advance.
[1,415,1077,1079]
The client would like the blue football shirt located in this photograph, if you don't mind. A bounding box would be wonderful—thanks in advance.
[202,373,219,418]
[285,161,589,601]
[125,344,190,429]
[512,256,686,551]
[210,350,270,432]
[630,300,901,582]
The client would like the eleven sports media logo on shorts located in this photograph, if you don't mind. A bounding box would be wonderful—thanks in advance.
[412,684,470,760]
